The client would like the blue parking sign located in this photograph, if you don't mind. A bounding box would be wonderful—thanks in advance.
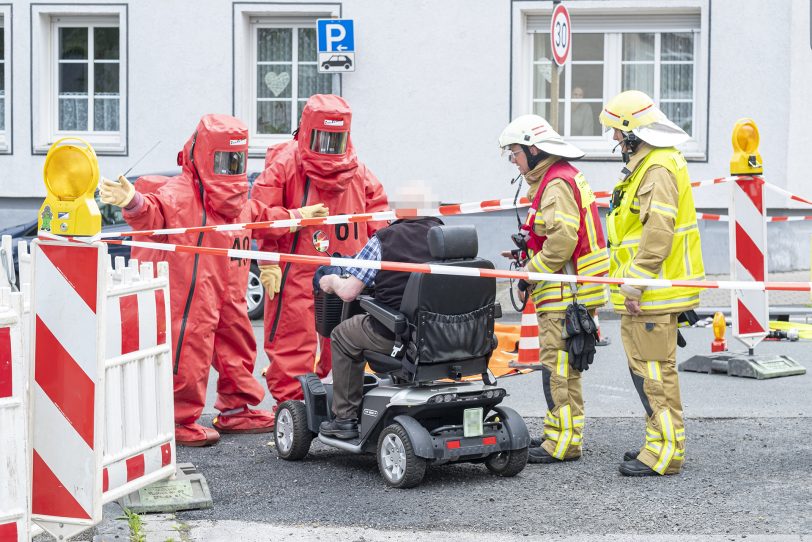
[317,19,354,53]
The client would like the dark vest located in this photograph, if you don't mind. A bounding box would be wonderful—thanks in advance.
[374,216,444,313]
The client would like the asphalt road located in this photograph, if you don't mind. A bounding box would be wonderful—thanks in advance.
[211,320,812,419]
[181,416,812,536]
[77,320,811,541]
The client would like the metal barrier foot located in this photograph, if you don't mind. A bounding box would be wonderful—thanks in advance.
[117,463,213,514]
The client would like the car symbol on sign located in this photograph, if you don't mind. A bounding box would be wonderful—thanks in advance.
[322,55,352,70]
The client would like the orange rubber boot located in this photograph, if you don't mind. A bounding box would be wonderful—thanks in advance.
[176,423,220,447]
[213,406,276,434]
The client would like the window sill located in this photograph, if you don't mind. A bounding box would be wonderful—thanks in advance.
[579,151,707,162]
[33,137,127,156]
[249,136,293,159]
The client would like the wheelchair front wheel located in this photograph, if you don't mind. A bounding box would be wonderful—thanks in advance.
[274,400,314,461]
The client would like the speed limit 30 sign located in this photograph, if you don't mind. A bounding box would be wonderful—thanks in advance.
[550,3,571,66]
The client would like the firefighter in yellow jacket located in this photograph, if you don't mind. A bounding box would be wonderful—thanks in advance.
[499,115,609,464]
[599,90,705,476]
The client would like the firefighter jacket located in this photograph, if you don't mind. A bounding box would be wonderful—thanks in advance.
[606,144,705,315]
[522,157,609,313]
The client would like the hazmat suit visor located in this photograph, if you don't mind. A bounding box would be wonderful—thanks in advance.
[213,151,247,175]
[309,130,349,155]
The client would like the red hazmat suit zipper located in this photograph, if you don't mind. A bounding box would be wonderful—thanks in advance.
[174,134,207,374]
[268,176,311,343]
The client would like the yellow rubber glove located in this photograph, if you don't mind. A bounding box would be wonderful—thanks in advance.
[299,203,329,219]
[99,175,136,208]
[259,264,282,300]
[288,203,329,232]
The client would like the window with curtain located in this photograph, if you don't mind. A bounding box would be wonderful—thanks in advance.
[254,24,335,136]
[56,24,120,133]
[533,31,695,137]
[521,8,706,157]
[533,32,604,137]
[622,32,695,134]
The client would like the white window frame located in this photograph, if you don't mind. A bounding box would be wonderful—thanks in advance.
[233,2,341,157]
[512,0,709,160]
[31,4,127,155]
[0,5,11,154]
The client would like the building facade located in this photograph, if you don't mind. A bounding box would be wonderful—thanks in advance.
[0,0,810,272]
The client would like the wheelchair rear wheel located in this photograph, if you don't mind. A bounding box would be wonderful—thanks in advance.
[483,412,528,476]
[274,400,314,461]
[377,423,426,488]
[485,446,529,477]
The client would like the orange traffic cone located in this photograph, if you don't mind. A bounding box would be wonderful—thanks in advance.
[593,309,610,346]
[510,300,542,369]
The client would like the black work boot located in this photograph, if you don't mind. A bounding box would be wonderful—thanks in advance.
[529,436,544,448]
[528,446,580,464]
[319,418,359,440]
[623,450,639,461]
[619,458,659,477]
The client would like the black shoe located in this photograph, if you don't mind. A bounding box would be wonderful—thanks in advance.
[619,458,659,477]
[319,418,359,440]
[623,450,639,461]
[529,436,544,448]
[528,446,580,464]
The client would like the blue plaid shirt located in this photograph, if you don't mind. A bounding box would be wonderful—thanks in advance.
[346,235,381,286]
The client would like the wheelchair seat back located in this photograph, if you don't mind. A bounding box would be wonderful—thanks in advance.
[398,225,497,382]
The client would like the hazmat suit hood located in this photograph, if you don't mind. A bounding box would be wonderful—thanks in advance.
[184,114,250,220]
[296,94,359,192]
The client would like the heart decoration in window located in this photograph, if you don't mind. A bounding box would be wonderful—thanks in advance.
[264,72,291,97]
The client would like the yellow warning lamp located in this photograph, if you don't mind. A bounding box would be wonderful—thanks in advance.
[711,311,727,353]
[39,137,102,236]
[730,119,763,176]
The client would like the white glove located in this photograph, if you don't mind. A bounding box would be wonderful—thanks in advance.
[99,175,136,208]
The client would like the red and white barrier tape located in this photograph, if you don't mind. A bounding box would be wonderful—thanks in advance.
[697,214,812,223]
[763,182,812,207]
[105,239,812,293]
[91,197,533,240]
[53,176,811,243]
[593,176,735,199]
[596,202,730,221]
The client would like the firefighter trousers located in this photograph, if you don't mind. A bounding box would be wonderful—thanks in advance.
[620,313,685,475]
[538,312,584,460]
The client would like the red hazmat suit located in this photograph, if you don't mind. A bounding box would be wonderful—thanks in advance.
[125,114,287,443]
[251,94,389,403]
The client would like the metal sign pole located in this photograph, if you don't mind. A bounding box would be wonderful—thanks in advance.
[550,66,560,132]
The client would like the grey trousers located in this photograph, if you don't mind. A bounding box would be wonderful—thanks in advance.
[330,314,396,420]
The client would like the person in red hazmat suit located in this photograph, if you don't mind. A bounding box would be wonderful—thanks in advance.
[251,94,389,405]
[99,114,323,446]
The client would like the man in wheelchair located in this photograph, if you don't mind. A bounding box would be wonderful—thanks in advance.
[276,184,529,487]
[317,185,444,439]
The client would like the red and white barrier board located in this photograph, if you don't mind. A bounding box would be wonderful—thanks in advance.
[0,289,28,542]
[729,177,769,348]
[29,240,175,540]
[30,241,103,538]
[101,258,175,503]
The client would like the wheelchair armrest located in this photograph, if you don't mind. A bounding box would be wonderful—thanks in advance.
[494,302,502,319]
[360,296,408,336]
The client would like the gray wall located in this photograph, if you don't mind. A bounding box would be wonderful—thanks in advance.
[1,0,810,273]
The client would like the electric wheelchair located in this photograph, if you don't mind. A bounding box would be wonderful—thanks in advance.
[273,225,530,488]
